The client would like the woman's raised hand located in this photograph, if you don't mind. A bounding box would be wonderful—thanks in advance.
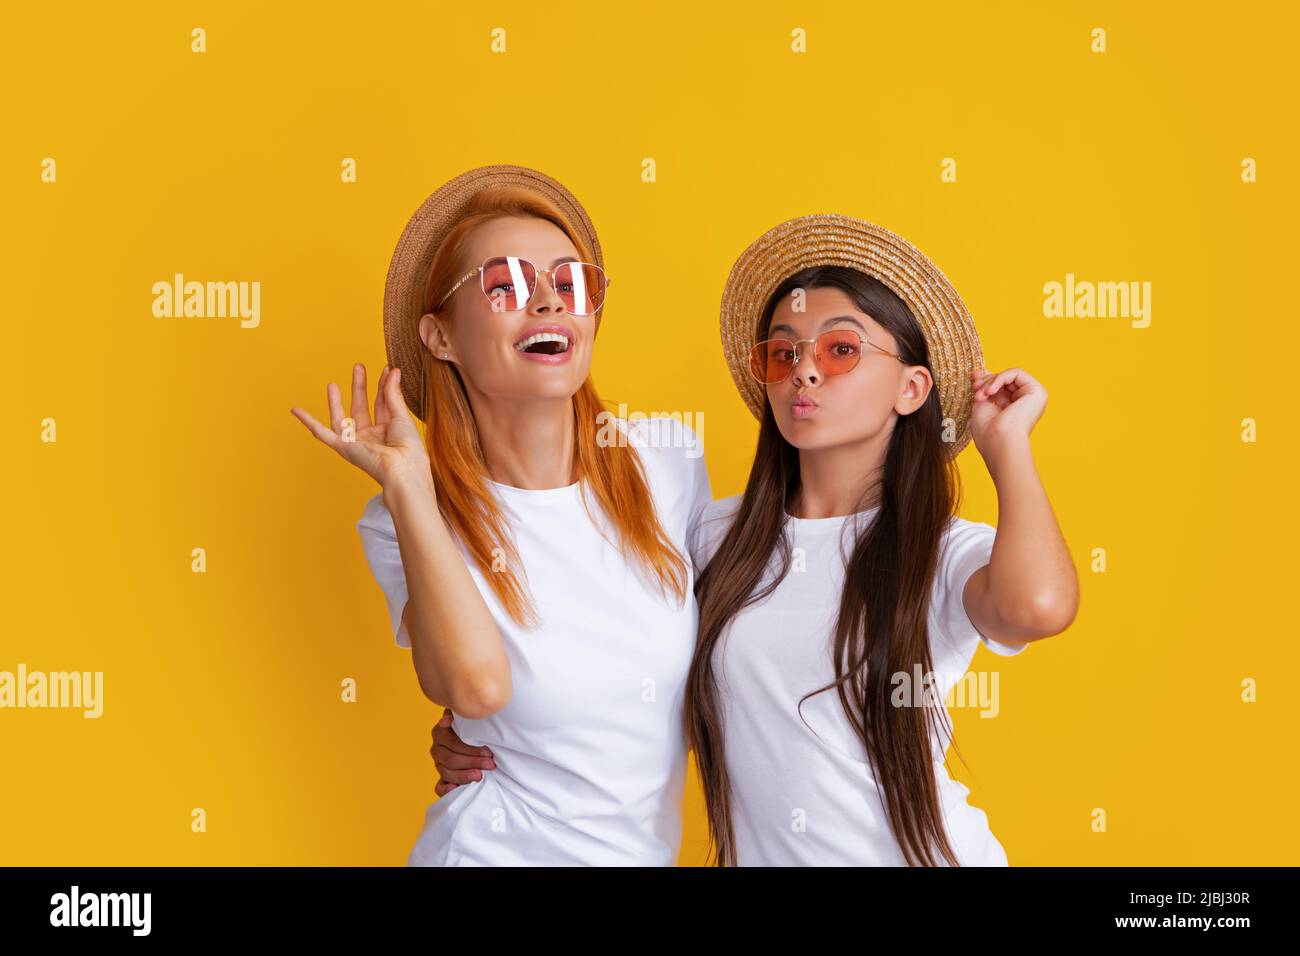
[290,363,431,491]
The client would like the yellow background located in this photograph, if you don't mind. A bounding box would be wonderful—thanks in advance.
[3,1,1296,865]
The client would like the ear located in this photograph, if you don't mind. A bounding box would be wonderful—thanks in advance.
[418,312,455,363]
[895,364,934,416]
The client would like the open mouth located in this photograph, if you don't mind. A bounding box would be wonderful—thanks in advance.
[514,331,572,356]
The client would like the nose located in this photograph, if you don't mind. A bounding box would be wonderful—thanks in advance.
[529,270,567,315]
[790,344,821,387]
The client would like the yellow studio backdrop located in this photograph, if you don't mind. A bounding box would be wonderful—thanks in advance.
[3,1,1296,866]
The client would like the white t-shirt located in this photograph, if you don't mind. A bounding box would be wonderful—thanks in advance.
[357,416,711,866]
[687,494,1027,867]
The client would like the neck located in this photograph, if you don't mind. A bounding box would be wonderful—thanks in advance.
[791,430,888,519]
[465,389,578,490]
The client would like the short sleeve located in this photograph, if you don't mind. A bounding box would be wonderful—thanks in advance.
[680,421,713,555]
[688,495,742,577]
[934,518,1027,657]
[626,415,713,567]
[356,493,412,648]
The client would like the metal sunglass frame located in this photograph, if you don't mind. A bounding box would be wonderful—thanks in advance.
[434,255,611,315]
[749,330,905,385]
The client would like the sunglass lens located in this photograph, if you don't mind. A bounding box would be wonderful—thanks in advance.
[481,256,537,312]
[553,262,606,315]
[817,330,863,375]
[750,339,795,384]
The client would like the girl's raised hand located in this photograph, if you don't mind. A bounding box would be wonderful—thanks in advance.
[290,363,431,490]
[968,366,1048,454]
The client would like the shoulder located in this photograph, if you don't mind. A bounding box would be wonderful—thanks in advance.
[618,414,705,463]
[688,493,743,570]
[607,413,708,500]
[701,493,743,526]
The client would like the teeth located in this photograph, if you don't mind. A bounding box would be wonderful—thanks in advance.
[514,331,571,352]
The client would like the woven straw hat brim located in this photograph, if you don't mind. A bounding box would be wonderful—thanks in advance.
[382,164,604,420]
[719,214,983,458]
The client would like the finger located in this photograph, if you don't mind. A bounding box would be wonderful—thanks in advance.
[432,741,495,768]
[980,370,1016,397]
[431,743,482,770]
[434,781,459,797]
[433,741,495,768]
[289,406,342,451]
[431,711,493,758]
[326,381,347,432]
[438,729,494,757]
[988,387,1014,411]
[387,366,415,422]
[350,364,372,431]
[1003,369,1039,394]
[374,365,392,425]
[989,369,1032,400]
[437,733,495,759]
[436,765,483,786]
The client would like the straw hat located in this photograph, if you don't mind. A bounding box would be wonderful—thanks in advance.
[382,164,605,420]
[719,214,984,458]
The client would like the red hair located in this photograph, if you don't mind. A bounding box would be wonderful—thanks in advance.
[417,186,688,627]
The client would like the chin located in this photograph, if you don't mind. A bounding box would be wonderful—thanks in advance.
[527,374,586,400]
[772,414,817,448]
[775,416,863,452]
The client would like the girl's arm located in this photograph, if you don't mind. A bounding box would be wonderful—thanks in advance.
[430,709,496,796]
[961,366,1080,647]
[292,363,511,718]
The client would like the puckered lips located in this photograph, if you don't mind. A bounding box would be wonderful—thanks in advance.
[513,323,575,365]
[791,391,819,420]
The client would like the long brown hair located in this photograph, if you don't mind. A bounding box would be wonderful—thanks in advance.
[417,186,689,627]
[687,265,966,866]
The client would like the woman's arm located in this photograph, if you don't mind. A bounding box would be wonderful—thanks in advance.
[385,469,512,717]
[292,363,511,718]
[961,366,1080,647]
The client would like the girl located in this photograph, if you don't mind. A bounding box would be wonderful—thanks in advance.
[291,165,710,865]
[686,214,1078,865]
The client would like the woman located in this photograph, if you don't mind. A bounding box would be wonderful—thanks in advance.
[433,214,1078,867]
[291,165,711,865]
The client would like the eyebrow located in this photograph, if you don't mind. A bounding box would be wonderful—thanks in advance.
[551,255,579,268]
[768,314,868,336]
